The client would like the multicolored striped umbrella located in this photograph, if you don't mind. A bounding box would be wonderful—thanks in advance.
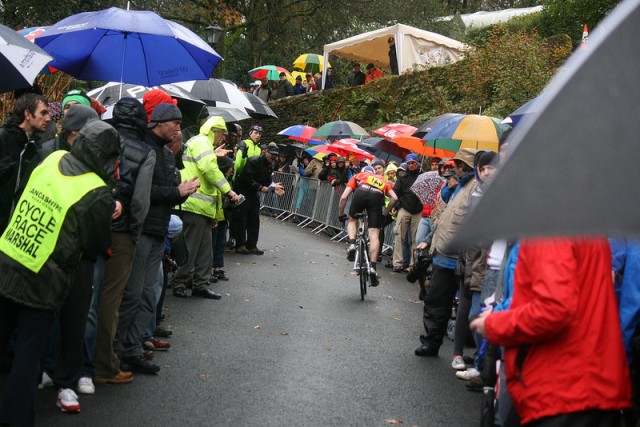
[423,114,509,153]
[393,134,455,158]
[292,54,330,74]
[248,65,291,81]
[277,125,323,145]
[413,113,463,138]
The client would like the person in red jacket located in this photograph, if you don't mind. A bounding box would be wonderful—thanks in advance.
[471,237,631,426]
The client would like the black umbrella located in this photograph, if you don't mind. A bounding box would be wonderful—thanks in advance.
[413,113,463,138]
[87,82,206,127]
[0,24,53,93]
[173,79,254,110]
[243,92,278,119]
[452,0,640,248]
[206,106,251,123]
[357,137,408,163]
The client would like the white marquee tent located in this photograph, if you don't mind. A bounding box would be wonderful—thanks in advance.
[321,23,467,87]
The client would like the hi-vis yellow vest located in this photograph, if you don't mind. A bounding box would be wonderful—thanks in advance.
[0,150,105,273]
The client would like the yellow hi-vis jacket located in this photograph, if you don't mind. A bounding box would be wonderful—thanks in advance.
[181,131,231,221]
[0,150,105,273]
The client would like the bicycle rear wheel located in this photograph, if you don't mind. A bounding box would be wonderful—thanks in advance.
[358,239,368,300]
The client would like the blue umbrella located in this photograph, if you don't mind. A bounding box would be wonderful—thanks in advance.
[504,93,549,127]
[35,7,222,86]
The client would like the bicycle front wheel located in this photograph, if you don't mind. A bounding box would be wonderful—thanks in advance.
[358,239,368,301]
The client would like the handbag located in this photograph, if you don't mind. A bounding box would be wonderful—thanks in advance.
[170,232,189,266]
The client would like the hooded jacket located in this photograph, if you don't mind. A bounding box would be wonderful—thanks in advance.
[181,117,232,220]
[0,121,118,310]
[144,129,187,237]
[111,98,156,241]
[393,167,422,214]
[485,238,631,424]
[0,116,42,232]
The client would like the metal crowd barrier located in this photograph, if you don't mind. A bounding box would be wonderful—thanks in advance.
[259,172,396,249]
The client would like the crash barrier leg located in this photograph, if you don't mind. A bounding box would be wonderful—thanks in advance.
[311,181,334,234]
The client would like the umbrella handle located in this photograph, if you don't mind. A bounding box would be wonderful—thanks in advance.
[119,32,130,97]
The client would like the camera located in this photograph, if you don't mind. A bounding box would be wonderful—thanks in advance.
[406,249,432,284]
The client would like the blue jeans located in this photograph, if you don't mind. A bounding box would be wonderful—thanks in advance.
[211,220,228,269]
[81,255,105,378]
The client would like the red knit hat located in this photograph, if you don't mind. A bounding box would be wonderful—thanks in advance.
[143,89,177,123]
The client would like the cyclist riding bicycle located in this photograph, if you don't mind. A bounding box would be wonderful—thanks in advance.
[338,163,398,286]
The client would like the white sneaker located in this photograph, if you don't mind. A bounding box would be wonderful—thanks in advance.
[77,377,95,395]
[57,388,80,413]
[38,372,54,389]
[347,244,356,261]
[451,355,466,371]
[456,367,480,381]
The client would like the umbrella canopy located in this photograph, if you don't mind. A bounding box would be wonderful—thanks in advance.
[413,113,463,138]
[241,92,278,119]
[0,23,52,93]
[410,171,441,205]
[393,134,456,158]
[172,79,254,110]
[373,123,418,139]
[313,120,369,140]
[503,93,549,128]
[453,0,640,248]
[277,125,323,144]
[329,138,374,161]
[424,114,508,153]
[35,7,222,86]
[248,65,290,81]
[292,54,331,74]
[206,106,251,122]
[304,145,334,160]
[357,137,408,163]
[87,82,206,125]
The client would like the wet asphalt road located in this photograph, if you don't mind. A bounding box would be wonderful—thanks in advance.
[25,216,482,426]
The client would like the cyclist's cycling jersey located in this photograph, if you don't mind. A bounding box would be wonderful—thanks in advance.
[346,171,393,195]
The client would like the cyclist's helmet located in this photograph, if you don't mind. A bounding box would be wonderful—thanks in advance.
[362,166,375,174]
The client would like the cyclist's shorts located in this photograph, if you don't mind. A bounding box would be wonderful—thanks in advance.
[349,187,385,228]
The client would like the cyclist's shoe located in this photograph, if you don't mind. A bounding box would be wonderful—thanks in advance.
[369,267,380,287]
[346,244,356,261]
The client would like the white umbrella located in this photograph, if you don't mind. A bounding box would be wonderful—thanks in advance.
[172,79,254,110]
[0,23,52,93]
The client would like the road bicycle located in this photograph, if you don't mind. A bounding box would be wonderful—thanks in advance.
[352,212,371,301]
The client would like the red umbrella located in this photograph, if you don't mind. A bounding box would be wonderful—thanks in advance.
[277,125,322,144]
[374,123,418,139]
[329,139,374,161]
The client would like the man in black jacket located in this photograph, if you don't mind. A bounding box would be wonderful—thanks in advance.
[0,93,51,232]
[233,142,284,255]
[94,97,157,385]
[114,103,198,375]
[391,154,423,272]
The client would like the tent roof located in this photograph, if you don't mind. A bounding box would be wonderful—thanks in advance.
[323,23,466,71]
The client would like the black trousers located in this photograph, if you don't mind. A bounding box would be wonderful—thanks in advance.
[232,194,260,249]
[527,409,622,427]
[49,260,94,389]
[0,297,55,427]
[422,264,458,348]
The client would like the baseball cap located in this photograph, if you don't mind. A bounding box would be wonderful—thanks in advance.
[148,103,182,129]
[453,148,477,168]
[267,142,279,155]
[398,162,408,171]
[62,104,99,131]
